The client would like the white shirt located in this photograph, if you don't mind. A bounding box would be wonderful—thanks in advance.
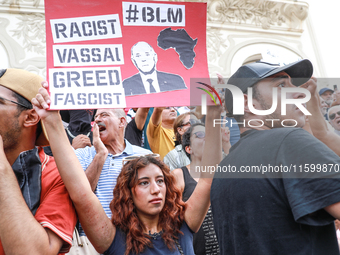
[140,71,160,93]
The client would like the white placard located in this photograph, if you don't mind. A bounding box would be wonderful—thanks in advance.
[50,14,122,43]
[53,44,124,67]
[49,67,126,110]
[123,2,185,26]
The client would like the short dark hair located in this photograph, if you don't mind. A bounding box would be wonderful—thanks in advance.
[182,122,204,160]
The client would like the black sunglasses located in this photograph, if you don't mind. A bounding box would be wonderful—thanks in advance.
[329,111,340,120]
[0,96,32,109]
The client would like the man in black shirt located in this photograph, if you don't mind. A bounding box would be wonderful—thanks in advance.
[124,108,149,146]
[211,60,340,255]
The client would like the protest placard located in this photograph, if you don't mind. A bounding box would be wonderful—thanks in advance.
[45,0,209,109]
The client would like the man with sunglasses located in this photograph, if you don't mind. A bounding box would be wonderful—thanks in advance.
[0,68,77,254]
[210,60,340,255]
[328,105,340,135]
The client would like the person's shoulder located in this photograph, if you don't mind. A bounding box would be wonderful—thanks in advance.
[38,148,63,185]
[251,127,306,139]
[123,73,141,85]
[164,147,177,157]
[74,145,95,157]
[157,71,186,90]
[131,145,153,155]
[273,127,314,141]
[171,167,183,178]
[157,71,184,81]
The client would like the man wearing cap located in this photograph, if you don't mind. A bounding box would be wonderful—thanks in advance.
[319,87,334,120]
[0,69,77,254]
[210,60,340,255]
[319,87,334,107]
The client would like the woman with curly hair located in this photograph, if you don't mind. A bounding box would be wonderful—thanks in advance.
[32,85,222,255]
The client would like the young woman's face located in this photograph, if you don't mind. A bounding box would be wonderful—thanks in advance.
[131,164,167,218]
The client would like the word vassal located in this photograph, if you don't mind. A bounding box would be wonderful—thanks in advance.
[53,45,123,66]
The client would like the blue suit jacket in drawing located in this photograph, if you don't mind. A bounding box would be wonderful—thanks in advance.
[122,71,187,96]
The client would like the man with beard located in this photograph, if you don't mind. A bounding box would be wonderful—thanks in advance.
[74,108,152,235]
[210,60,340,255]
[122,41,187,96]
[0,68,77,254]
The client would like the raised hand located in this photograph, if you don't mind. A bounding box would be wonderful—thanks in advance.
[72,134,92,149]
[31,81,59,122]
[92,122,108,156]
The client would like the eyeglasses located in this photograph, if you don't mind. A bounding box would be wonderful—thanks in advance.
[0,96,32,109]
[193,131,205,139]
[329,111,340,120]
[122,153,160,164]
[180,119,200,128]
[165,107,175,110]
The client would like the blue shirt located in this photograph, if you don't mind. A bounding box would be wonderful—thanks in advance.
[75,139,152,235]
[104,221,195,255]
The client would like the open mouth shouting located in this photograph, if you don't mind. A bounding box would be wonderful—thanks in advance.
[97,122,107,133]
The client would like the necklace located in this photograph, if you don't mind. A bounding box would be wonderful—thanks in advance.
[147,230,184,255]
[147,230,163,240]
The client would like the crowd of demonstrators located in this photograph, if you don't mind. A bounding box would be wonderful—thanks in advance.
[0,69,77,254]
[4,59,340,255]
[32,86,223,254]
[163,112,198,171]
[211,60,340,255]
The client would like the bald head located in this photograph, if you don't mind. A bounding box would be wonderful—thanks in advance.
[131,41,157,75]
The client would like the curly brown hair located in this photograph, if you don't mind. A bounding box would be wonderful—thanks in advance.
[110,156,186,255]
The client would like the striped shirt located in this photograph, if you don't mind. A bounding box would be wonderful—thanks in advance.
[75,139,152,236]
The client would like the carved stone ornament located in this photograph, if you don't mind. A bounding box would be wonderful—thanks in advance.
[11,13,46,55]
[1,0,42,8]
[207,0,308,32]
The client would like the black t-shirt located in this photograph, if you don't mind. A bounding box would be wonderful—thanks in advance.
[211,128,340,255]
[181,166,220,255]
[125,118,143,146]
[61,110,94,144]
